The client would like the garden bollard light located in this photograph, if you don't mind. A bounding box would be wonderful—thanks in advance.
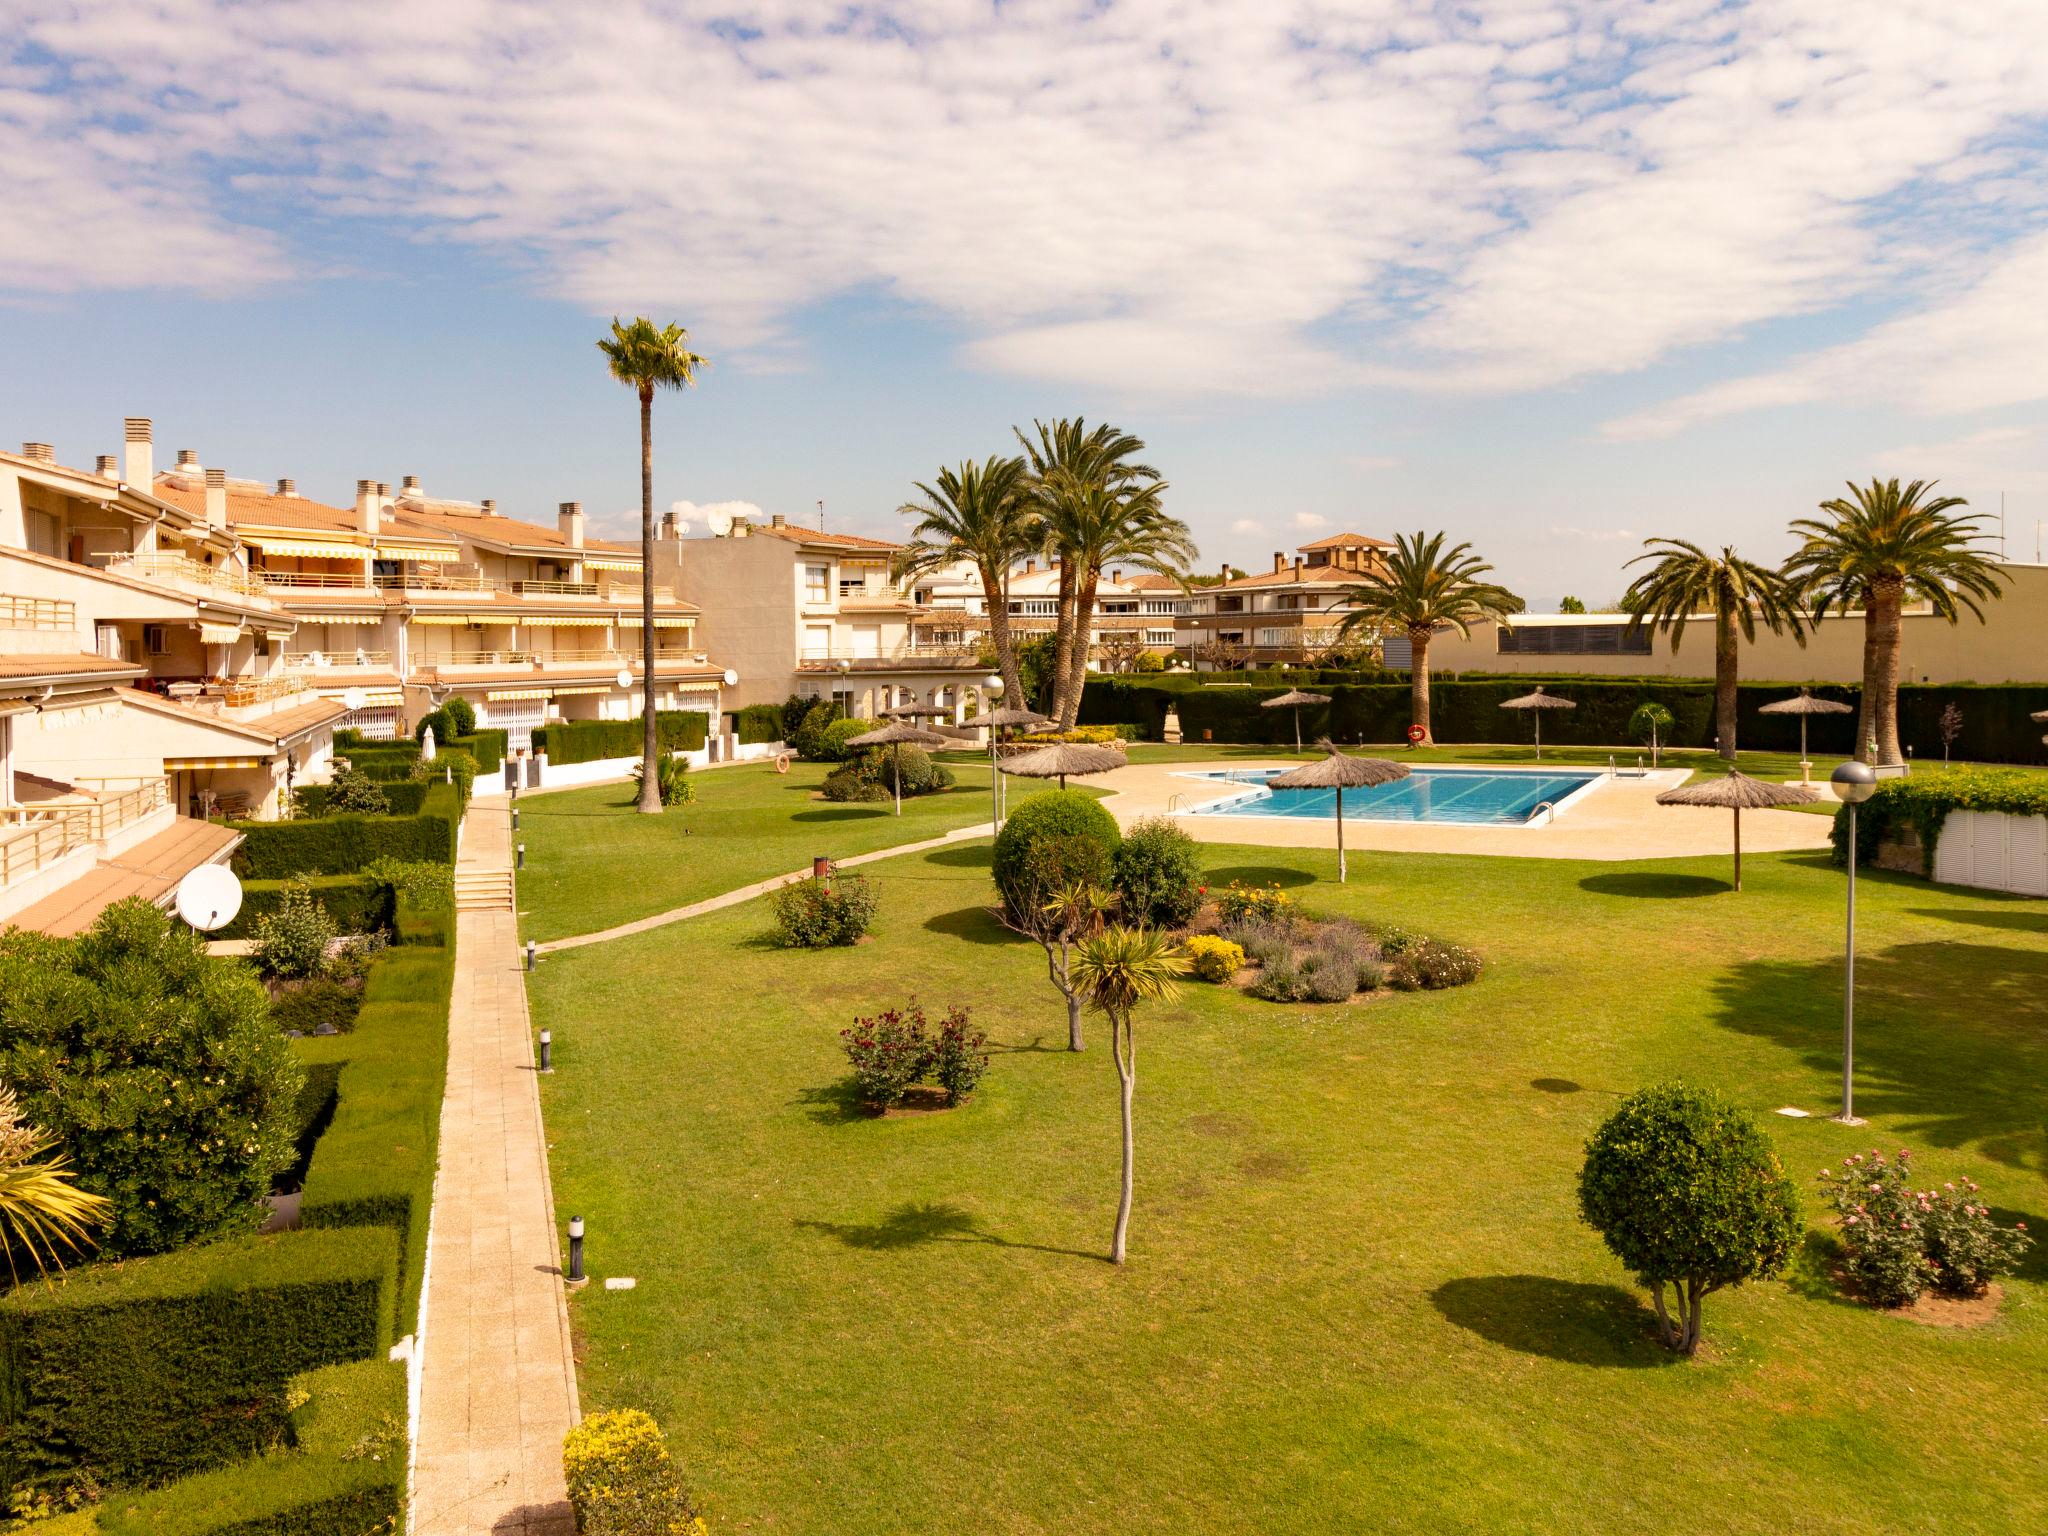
[525,939,536,972]
[567,1216,584,1283]
[812,855,830,880]
[538,1029,552,1072]
[517,842,526,870]
[512,804,520,831]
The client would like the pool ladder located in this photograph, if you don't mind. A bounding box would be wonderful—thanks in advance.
[1527,800,1557,826]
[1167,792,1190,815]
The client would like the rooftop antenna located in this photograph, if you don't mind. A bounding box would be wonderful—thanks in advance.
[818,498,826,531]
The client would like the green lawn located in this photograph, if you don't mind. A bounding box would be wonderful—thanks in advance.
[529,833,2048,1534]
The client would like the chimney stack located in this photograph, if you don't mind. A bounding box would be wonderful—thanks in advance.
[558,501,586,548]
[176,449,201,473]
[1220,561,1231,579]
[96,455,117,478]
[20,442,53,463]
[1111,568,1122,585]
[276,478,297,497]
[123,417,153,487]
[355,479,377,536]
[1023,558,1036,574]
[659,510,678,540]
[204,467,228,530]
[1292,558,1303,580]
[482,499,496,514]
[401,475,420,496]
[1273,550,1287,573]
[771,513,787,528]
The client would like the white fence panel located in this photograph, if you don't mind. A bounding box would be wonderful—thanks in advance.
[1932,810,2048,897]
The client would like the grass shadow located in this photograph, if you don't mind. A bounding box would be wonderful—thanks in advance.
[1200,863,1317,890]
[1530,1077,1582,1094]
[794,1200,1102,1263]
[924,905,1013,946]
[924,844,994,869]
[1907,907,2048,936]
[1430,1276,1676,1367]
[792,1079,873,1126]
[1578,872,1728,899]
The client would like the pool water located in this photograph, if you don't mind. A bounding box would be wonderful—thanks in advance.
[1182,767,1601,825]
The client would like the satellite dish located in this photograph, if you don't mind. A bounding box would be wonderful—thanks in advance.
[342,687,368,712]
[176,864,243,932]
[616,668,633,690]
[722,668,739,687]
[705,506,734,537]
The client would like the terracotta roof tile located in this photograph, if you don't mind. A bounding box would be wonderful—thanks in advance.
[1296,531,1391,550]
[0,653,144,681]
[749,523,902,551]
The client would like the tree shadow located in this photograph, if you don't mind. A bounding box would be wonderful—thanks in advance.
[794,1200,1102,1262]
[1578,872,1728,899]
[925,844,994,868]
[1992,1207,2048,1283]
[1706,940,2048,1175]
[1907,907,2048,936]
[1429,1276,1675,1367]
[791,807,890,823]
[924,905,1013,945]
[792,1079,873,1125]
[1201,863,1316,890]
[1530,1077,1581,1094]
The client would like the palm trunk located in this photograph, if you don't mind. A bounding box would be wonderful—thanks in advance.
[1868,578,1904,765]
[1059,565,1101,728]
[1714,605,1739,762]
[1855,588,1880,764]
[635,385,661,814]
[1110,1012,1135,1265]
[981,558,1024,705]
[1409,627,1434,744]
[1048,558,1077,719]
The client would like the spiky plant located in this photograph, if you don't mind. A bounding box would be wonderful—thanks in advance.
[0,1085,110,1283]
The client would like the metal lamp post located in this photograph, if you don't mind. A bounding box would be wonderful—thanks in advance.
[1829,760,1878,1124]
[983,673,1005,828]
[836,657,852,719]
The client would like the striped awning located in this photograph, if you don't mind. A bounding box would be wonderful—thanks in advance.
[301,612,383,626]
[517,615,612,628]
[550,684,612,696]
[165,756,266,770]
[409,614,503,626]
[582,555,642,571]
[351,690,405,706]
[617,615,693,629]
[242,536,366,559]
[199,623,244,645]
[485,687,551,702]
[376,544,458,563]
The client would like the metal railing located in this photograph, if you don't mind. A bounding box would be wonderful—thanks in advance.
[98,552,268,599]
[0,777,170,886]
[0,594,76,630]
[374,570,494,592]
[259,570,373,589]
[220,671,310,708]
[436,649,539,667]
[512,578,600,597]
[289,649,393,669]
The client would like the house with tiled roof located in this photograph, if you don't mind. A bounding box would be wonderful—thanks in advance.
[908,556,1191,673]
[1178,533,1393,667]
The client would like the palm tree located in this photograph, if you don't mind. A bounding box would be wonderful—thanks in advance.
[0,1086,109,1284]
[893,457,1037,704]
[1069,925,1188,1264]
[1622,540,1807,762]
[598,317,706,814]
[1785,479,2003,765]
[1334,531,1522,745]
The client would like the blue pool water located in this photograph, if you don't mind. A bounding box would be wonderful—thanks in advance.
[1183,767,1600,825]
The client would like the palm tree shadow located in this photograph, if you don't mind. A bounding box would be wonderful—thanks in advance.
[1430,1276,1676,1367]
[1907,906,2048,936]
[1578,872,1727,898]
[794,1200,1103,1263]
[924,905,1013,945]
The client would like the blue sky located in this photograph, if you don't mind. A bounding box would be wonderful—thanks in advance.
[6,1,2048,607]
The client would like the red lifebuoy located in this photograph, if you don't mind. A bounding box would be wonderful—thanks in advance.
[774,752,791,775]
[1406,724,1427,745]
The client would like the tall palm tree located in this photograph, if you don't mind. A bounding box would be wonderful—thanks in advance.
[598,317,706,814]
[1069,925,1188,1264]
[1622,540,1807,762]
[0,1086,109,1284]
[893,457,1037,705]
[1785,479,2003,765]
[1334,531,1523,745]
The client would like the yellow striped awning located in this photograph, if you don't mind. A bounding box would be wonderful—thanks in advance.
[516,614,612,628]
[242,535,367,559]
[408,613,504,626]
[377,544,458,563]
[839,557,888,569]
[582,556,642,571]
[550,684,612,696]
[301,612,383,626]
[352,690,405,706]
[165,756,266,770]
[485,687,551,701]
[617,615,693,629]
[199,623,244,645]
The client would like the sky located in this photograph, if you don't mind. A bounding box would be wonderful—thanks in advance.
[4,0,2048,609]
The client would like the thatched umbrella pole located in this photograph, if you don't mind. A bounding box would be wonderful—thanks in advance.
[846,722,948,816]
[1656,771,1819,891]
[1760,689,1855,783]
[1499,688,1577,763]
[1266,742,1410,883]
[1260,689,1333,754]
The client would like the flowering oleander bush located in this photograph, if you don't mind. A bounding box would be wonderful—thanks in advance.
[1216,880,1292,924]
[562,1409,705,1536]
[928,1007,990,1105]
[1818,1150,2031,1305]
[771,868,879,948]
[840,1002,986,1110]
[1182,936,1245,983]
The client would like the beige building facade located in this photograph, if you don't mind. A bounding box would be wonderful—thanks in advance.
[1178,532,1393,667]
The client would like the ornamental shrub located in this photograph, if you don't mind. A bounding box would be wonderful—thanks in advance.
[441,695,477,736]
[0,900,304,1257]
[813,716,872,762]
[839,1003,987,1110]
[820,762,891,802]
[770,869,879,948]
[1385,937,1483,991]
[1831,765,2048,871]
[1183,936,1244,983]
[990,790,1121,923]
[928,1006,989,1105]
[1923,1180,2031,1296]
[1578,1083,1802,1356]
[322,767,388,815]
[252,877,339,980]
[562,1409,704,1536]
[271,978,364,1037]
[1817,1149,2032,1304]
[631,754,696,808]
[1111,818,1203,928]
[1215,880,1292,924]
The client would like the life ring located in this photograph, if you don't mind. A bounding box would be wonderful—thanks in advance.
[774,752,792,775]
[1406,724,1427,745]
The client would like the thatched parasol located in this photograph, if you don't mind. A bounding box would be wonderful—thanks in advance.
[1759,688,1855,781]
[1260,688,1333,753]
[977,707,1051,729]
[972,706,1052,828]
[1498,687,1576,762]
[1000,741,1126,790]
[846,721,949,815]
[1266,741,1410,882]
[882,702,949,720]
[1656,771,1819,890]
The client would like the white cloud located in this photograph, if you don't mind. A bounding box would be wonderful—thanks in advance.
[7,0,2048,410]
[1229,517,1264,536]
[1290,512,1330,531]
[1548,524,1640,542]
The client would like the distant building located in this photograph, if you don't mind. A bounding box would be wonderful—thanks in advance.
[1178,533,1392,667]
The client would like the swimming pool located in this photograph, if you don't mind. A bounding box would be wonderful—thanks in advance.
[1180,766,1603,825]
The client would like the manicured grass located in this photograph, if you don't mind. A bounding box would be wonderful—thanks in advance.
[517,758,1077,943]
[530,836,2048,1534]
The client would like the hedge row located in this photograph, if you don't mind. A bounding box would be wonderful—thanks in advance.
[231,782,463,879]
[292,778,428,818]
[1075,677,2048,764]
[533,710,709,766]
[734,703,784,744]
[95,1360,405,1536]
[0,1228,397,1493]
[217,876,396,940]
[1831,765,2048,871]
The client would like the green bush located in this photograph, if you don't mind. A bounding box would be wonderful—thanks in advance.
[441,696,476,736]
[631,755,695,808]
[231,783,462,878]
[219,877,395,941]
[292,778,426,819]
[531,712,709,766]
[0,1227,397,1493]
[1182,935,1244,983]
[770,871,879,947]
[799,716,872,763]
[990,790,1121,923]
[822,746,954,801]
[1384,936,1483,991]
[251,878,338,980]
[1110,818,1203,928]
[786,701,839,760]
[445,729,505,773]
[735,703,786,744]
[270,979,364,1037]
[1817,1149,2032,1305]
[1830,765,2048,871]
[0,901,303,1259]
[562,1409,703,1536]
[1578,1083,1802,1355]
[94,1359,405,1536]
[360,859,452,917]
[820,763,890,802]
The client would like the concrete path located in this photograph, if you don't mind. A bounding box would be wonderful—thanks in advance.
[414,794,580,1536]
[534,818,996,955]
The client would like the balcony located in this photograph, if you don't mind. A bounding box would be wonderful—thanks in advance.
[96,552,268,601]
[798,644,984,671]
[511,578,600,598]
[0,594,77,631]
[258,570,374,590]
[374,569,493,593]
[0,777,170,889]
[288,649,394,671]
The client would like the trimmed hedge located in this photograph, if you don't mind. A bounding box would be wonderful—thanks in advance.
[0,1228,398,1493]
[231,783,462,879]
[218,876,395,941]
[533,711,709,766]
[446,729,505,773]
[1830,765,2048,872]
[95,1360,405,1536]
[293,779,427,819]
[734,703,784,744]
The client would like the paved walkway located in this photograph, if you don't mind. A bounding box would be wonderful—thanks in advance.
[534,818,997,954]
[414,794,580,1536]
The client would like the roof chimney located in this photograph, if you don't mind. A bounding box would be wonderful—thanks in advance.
[558,501,586,548]
[20,442,54,464]
[96,455,117,478]
[1220,561,1231,578]
[482,499,496,514]
[355,479,377,536]
[771,513,787,528]
[659,509,678,540]
[275,478,296,497]
[1273,550,1287,573]
[176,449,201,472]
[401,475,420,495]
[204,467,227,529]
[123,417,153,487]
[1110,568,1122,585]
[1023,558,1036,574]
[1292,558,1303,580]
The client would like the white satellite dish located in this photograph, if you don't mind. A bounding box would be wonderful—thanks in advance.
[705,506,734,537]
[616,668,633,690]
[175,864,243,932]
[342,687,368,712]
[722,668,739,687]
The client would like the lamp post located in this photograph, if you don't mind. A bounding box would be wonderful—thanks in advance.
[983,672,1005,829]
[1829,760,1878,1124]
[836,657,852,719]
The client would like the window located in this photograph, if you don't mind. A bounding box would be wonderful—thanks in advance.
[1144,628,1177,645]
[1274,594,1300,610]
[1008,598,1058,617]
[1256,627,1293,647]
[24,509,62,558]
[1496,622,1651,656]
[1141,598,1181,615]
[1215,595,1245,613]
[804,564,829,603]
[1099,600,1138,615]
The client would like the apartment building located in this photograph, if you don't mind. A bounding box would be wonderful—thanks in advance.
[911,558,1190,669]
[1179,533,1392,666]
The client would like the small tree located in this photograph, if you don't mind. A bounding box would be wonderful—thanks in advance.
[1938,701,1964,763]
[1070,925,1189,1264]
[1027,872,1117,1052]
[324,765,389,815]
[1558,595,1587,614]
[1628,702,1675,767]
[1577,1083,1801,1356]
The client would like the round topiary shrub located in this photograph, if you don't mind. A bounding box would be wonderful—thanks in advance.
[801,716,873,763]
[442,695,477,736]
[1578,1083,1802,1356]
[1111,817,1203,928]
[991,790,1121,923]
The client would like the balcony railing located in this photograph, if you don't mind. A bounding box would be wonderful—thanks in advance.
[0,594,76,631]
[289,649,394,670]
[97,552,268,599]
[220,671,310,708]
[425,646,703,671]
[374,570,494,592]
[259,571,373,589]
[0,777,170,887]
[512,579,600,597]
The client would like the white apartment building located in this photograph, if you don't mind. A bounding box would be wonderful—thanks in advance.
[911,558,1190,669]
[1179,533,1394,667]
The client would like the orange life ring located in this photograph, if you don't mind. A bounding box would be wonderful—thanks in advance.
[1406,724,1427,745]
[774,752,791,774]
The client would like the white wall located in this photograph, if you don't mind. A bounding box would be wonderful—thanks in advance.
[1932,810,2048,897]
